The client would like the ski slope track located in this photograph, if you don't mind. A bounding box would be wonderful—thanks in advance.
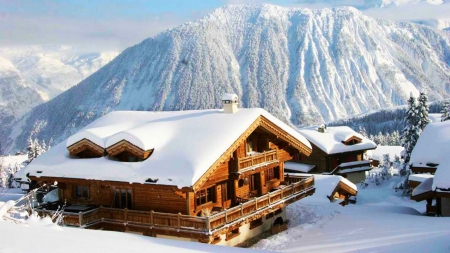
[2,4,450,153]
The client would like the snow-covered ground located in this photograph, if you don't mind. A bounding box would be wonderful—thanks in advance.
[1,175,449,252]
[253,176,450,252]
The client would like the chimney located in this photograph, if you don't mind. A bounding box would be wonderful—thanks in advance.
[222,93,239,113]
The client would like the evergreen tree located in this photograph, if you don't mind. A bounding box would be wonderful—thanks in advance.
[401,94,421,168]
[390,130,400,146]
[34,139,42,157]
[41,140,47,153]
[417,90,430,131]
[358,126,368,138]
[26,137,35,164]
[441,100,450,122]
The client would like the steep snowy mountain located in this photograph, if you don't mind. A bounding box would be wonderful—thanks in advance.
[297,0,448,9]
[0,46,118,128]
[297,0,450,29]
[2,4,450,153]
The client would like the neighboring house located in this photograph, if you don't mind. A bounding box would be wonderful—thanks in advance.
[26,94,315,246]
[285,173,357,206]
[293,126,377,184]
[410,121,450,216]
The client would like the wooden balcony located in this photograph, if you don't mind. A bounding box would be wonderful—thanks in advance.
[237,149,278,171]
[37,176,315,236]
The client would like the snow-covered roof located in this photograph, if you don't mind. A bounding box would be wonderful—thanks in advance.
[284,162,316,173]
[298,126,376,155]
[412,177,433,197]
[26,108,311,188]
[410,120,450,167]
[433,154,450,191]
[368,146,404,161]
[221,93,238,101]
[408,174,433,183]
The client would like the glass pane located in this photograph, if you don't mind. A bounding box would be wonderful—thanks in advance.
[76,186,82,197]
[121,189,127,208]
[114,189,120,208]
[83,186,88,198]
[127,189,132,209]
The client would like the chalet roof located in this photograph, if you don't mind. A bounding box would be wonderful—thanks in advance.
[284,162,316,173]
[410,120,450,168]
[298,126,376,155]
[26,108,311,188]
[433,155,450,191]
[293,174,357,202]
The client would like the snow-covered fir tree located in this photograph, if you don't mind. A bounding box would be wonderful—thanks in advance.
[441,100,450,122]
[401,94,421,168]
[26,137,35,164]
[417,90,430,131]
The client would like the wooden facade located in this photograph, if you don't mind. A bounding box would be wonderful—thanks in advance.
[32,116,314,245]
[294,142,366,173]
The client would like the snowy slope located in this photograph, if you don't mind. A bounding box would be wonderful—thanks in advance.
[2,4,450,153]
[0,46,118,130]
[297,0,450,29]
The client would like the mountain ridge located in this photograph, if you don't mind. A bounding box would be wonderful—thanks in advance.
[2,4,450,153]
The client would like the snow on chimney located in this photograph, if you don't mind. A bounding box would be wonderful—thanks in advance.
[222,93,239,113]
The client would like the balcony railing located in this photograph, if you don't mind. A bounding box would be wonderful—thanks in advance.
[37,176,315,235]
[237,149,278,171]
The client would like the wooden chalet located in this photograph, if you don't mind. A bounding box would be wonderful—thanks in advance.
[409,121,450,216]
[27,94,315,246]
[291,125,377,184]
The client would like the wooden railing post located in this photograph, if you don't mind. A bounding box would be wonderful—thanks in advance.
[206,216,211,231]
[124,208,128,222]
[150,210,154,225]
[177,213,181,228]
[78,211,83,227]
[292,183,295,195]
[255,197,258,210]
[224,209,228,223]
[240,203,244,217]
[268,191,271,204]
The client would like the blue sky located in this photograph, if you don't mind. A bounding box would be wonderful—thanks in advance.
[1,0,449,53]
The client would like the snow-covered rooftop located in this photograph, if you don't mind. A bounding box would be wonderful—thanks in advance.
[412,177,433,197]
[368,146,404,161]
[410,120,450,167]
[284,162,316,173]
[408,174,433,183]
[433,154,450,191]
[26,108,311,188]
[298,126,376,155]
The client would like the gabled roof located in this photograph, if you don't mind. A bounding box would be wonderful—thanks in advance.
[26,108,311,188]
[298,126,376,155]
[410,120,450,168]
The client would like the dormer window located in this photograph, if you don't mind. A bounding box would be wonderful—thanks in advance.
[106,140,153,162]
[342,136,362,146]
[67,138,104,158]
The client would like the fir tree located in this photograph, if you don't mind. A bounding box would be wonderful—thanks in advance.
[34,139,42,157]
[441,100,450,122]
[26,137,35,164]
[417,90,430,131]
[401,94,421,167]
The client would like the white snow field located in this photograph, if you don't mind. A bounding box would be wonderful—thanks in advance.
[1,175,449,252]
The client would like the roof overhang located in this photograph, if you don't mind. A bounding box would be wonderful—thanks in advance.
[192,116,312,191]
[67,138,104,157]
[106,139,154,160]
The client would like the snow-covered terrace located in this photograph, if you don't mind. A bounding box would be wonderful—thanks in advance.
[25,108,311,188]
[284,161,316,173]
[298,126,376,155]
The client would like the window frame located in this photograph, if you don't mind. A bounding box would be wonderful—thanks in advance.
[75,185,89,199]
[195,186,216,207]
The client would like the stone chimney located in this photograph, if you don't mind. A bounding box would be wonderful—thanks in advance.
[222,93,239,113]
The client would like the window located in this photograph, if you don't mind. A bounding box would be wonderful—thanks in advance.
[246,138,253,153]
[195,186,216,207]
[75,185,89,199]
[265,167,280,182]
[220,182,231,203]
[114,188,132,209]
